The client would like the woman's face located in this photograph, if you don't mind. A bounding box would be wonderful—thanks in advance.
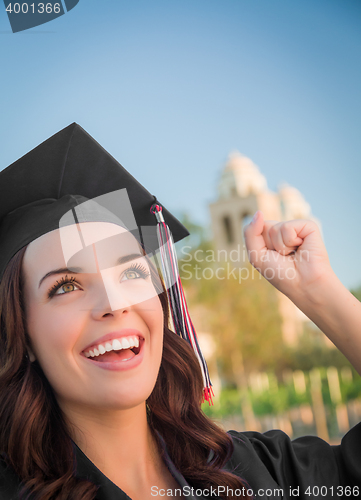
[22,222,164,414]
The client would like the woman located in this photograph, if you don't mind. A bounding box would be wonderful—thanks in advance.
[0,123,360,500]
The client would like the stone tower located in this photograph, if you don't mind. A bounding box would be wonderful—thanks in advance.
[210,152,282,260]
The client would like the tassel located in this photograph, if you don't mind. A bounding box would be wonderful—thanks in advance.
[150,203,214,405]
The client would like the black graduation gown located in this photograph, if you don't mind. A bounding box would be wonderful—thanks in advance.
[0,423,360,499]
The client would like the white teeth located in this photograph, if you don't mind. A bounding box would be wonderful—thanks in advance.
[98,345,106,355]
[112,339,122,351]
[133,336,139,348]
[84,336,142,358]
[121,338,131,349]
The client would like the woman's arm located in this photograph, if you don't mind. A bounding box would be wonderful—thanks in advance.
[244,211,361,376]
[289,270,361,376]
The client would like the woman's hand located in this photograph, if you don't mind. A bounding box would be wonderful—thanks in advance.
[243,211,333,301]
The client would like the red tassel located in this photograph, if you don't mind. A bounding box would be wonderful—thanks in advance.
[150,203,214,405]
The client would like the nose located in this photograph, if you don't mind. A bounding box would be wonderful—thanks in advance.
[90,295,132,321]
[89,275,134,321]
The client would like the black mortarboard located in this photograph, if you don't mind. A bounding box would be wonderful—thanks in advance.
[0,123,213,404]
[0,123,188,279]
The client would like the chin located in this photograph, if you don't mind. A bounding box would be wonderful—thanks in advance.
[94,382,157,410]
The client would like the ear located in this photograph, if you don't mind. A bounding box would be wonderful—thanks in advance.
[27,347,36,362]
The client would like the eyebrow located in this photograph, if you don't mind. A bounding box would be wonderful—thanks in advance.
[38,253,144,289]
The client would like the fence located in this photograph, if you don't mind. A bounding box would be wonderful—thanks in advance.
[202,366,361,443]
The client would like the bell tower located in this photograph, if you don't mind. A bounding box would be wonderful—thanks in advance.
[209,152,282,265]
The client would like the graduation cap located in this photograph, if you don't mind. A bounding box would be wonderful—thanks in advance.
[0,123,213,404]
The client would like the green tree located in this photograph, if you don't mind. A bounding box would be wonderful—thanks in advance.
[179,235,286,427]
[184,258,286,377]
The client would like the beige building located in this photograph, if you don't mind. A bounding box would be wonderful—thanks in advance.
[209,151,321,346]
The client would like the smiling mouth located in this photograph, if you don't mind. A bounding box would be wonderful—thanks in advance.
[83,337,144,363]
[91,347,139,362]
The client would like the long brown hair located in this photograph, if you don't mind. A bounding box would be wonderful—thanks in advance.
[0,247,251,500]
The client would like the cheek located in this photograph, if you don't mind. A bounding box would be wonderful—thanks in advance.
[140,295,164,363]
[145,296,164,337]
[26,304,82,363]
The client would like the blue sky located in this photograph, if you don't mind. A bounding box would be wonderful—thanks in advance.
[1,0,360,289]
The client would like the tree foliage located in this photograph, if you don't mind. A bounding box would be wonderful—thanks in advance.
[179,243,287,381]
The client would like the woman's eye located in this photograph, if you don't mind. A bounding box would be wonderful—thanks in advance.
[121,265,150,282]
[122,270,142,281]
[54,283,80,295]
[47,276,82,298]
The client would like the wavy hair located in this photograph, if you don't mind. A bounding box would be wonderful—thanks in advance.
[0,246,251,500]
